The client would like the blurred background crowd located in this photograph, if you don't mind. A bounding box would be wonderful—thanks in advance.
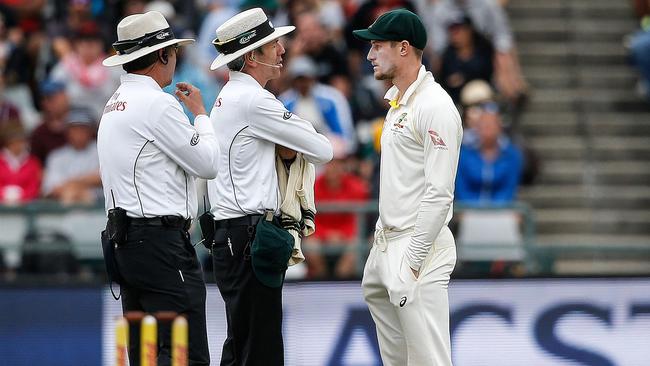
[0,0,648,282]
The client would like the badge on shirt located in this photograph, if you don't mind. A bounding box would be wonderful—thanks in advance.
[389,113,408,135]
[190,132,200,146]
[283,111,292,120]
[428,129,448,149]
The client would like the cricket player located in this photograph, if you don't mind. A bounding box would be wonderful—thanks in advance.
[353,9,463,366]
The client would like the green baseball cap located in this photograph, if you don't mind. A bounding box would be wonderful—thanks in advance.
[353,8,427,50]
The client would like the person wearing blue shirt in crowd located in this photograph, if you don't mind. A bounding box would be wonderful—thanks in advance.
[455,102,522,203]
[279,56,357,153]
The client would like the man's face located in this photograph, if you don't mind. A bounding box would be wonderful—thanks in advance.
[296,13,326,51]
[256,39,286,81]
[367,40,399,81]
[161,45,179,87]
[43,91,69,119]
[75,38,104,64]
[66,125,94,150]
[477,111,502,145]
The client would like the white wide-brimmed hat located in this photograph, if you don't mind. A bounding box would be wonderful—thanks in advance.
[210,8,295,71]
[103,11,194,67]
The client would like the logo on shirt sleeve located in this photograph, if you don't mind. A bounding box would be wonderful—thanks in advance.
[190,132,200,146]
[428,130,448,149]
[283,111,292,120]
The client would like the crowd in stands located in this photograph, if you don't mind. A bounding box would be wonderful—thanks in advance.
[630,0,650,100]
[0,0,535,280]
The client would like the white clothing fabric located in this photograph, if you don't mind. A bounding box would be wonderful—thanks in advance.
[363,231,456,366]
[207,71,332,220]
[43,142,99,195]
[98,73,219,219]
[276,153,316,265]
[378,65,462,271]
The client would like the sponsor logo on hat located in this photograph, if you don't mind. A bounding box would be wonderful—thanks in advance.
[156,31,170,40]
[239,30,257,44]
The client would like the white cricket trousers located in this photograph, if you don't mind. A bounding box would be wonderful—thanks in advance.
[362,229,456,366]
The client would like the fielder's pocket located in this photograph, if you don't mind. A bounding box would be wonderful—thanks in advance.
[387,255,418,308]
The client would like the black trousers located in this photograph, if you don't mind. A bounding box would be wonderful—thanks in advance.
[115,224,210,366]
[212,223,284,366]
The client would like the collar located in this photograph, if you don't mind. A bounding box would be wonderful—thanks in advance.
[2,148,28,170]
[120,73,163,91]
[384,65,431,109]
[229,71,263,89]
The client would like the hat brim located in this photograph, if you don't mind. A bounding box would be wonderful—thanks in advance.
[102,38,194,67]
[352,29,390,42]
[210,26,295,71]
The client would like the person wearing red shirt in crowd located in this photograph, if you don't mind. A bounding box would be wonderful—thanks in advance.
[0,120,42,204]
[29,80,69,164]
[307,140,369,279]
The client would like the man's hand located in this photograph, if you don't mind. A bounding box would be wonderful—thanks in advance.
[175,82,207,117]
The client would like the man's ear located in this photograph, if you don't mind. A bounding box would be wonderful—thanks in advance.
[400,41,409,56]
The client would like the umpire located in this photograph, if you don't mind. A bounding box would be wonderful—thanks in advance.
[98,11,218,366]
[207,8,333,366]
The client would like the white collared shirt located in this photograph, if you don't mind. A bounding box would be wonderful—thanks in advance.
[379,65,463,270]
[207,71,333,220]
[98,74,219,219]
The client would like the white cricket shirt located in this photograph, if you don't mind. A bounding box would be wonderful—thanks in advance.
[207,71,332,220]
[98,74,219,219]
[378,65,462,271]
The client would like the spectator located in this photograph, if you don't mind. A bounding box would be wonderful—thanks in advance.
[0,120,42,204]
[0,72,21,133]
[455,102,522,203]
[42,107,100,205]
[0,8,36,129]
[439,14,494,103]
[289,10,350,84]
[459,79,495,144]
[345,0,418,55]
[629,2,650,100]
[423,0,527,104]
[280,56,357,153]
[305,139,369,279]
[49,21,122,120]
[29,79,69,164]
[196,0,238,72]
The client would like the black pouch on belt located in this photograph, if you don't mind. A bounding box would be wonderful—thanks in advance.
[107,207,129,245]
[198,211,216,251]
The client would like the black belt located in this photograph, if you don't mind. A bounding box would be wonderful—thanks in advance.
[214,214,263,230]
[130,216,192,231]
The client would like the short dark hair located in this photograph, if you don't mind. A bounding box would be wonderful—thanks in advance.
[122,46,172,73]
[390,41,423,59]
[227,48,265,71]
[227,55,246,71]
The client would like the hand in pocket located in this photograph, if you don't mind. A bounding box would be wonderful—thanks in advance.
[388,255,418,308]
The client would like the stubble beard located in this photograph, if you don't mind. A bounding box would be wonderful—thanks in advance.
[374,64,395,81]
